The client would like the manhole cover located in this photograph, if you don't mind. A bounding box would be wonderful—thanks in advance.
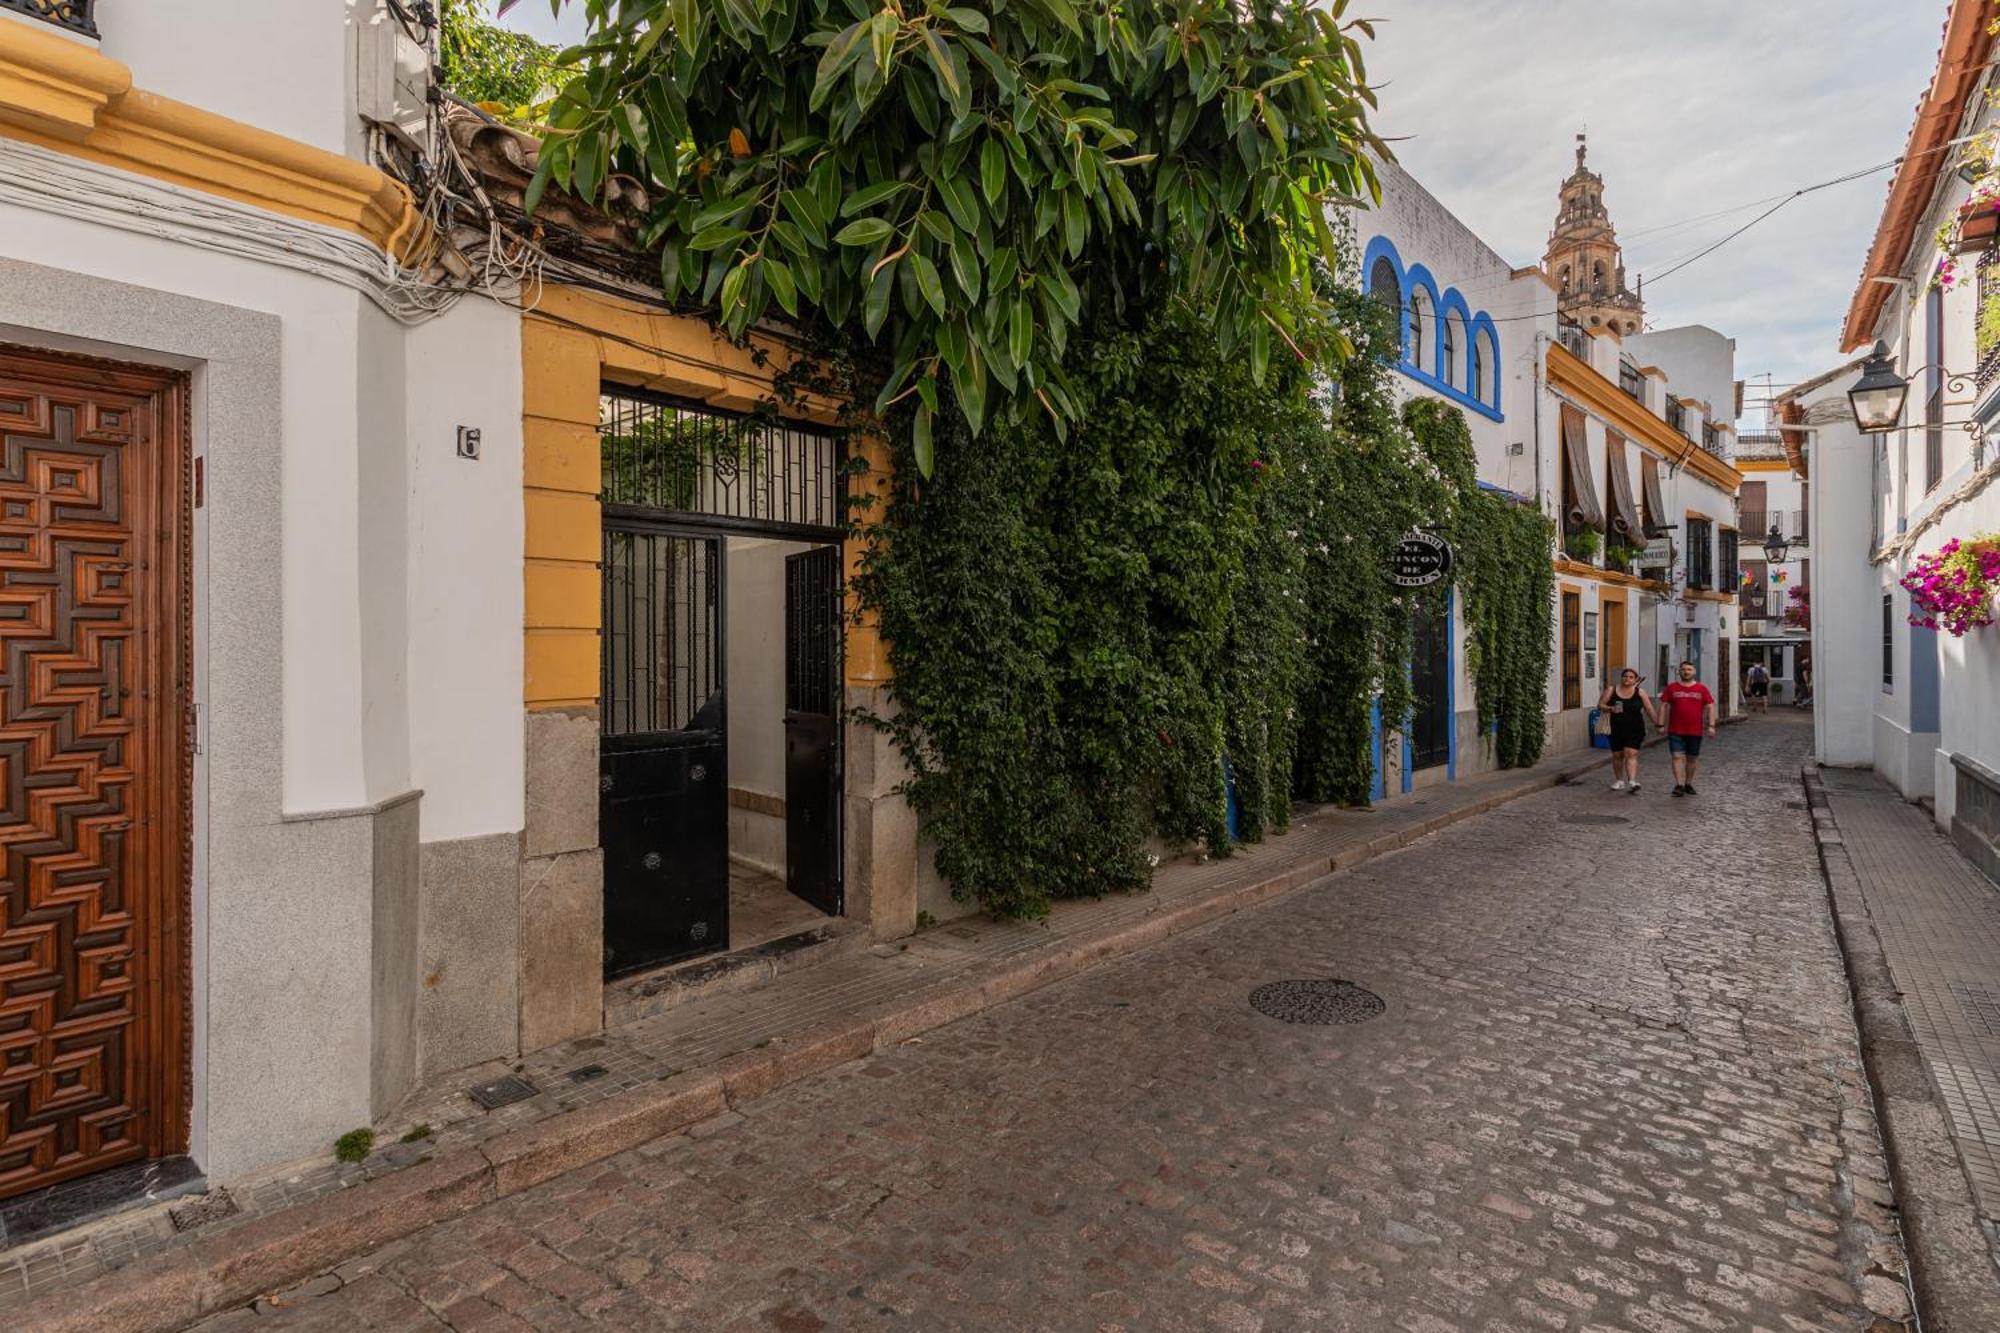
[468,1074,539,1110]
[168,1188,238,1234]
[1559,814,1631,826]
[1249,980,1385,1025]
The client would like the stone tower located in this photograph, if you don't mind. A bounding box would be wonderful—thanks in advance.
[1543,134,1644,335]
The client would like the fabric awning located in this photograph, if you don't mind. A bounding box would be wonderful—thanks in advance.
[1640,453,1668,538]
[1605,431,1643,543]
[1561,404,1605,532]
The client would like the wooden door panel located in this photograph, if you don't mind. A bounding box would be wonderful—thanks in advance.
[0,348,187,1202]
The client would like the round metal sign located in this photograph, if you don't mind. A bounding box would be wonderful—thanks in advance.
[1389,531,1453,587]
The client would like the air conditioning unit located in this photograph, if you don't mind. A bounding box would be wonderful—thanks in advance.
[358,1,433,151]
[1743,619,1767,637]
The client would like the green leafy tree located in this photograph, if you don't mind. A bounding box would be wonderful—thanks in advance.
[515,0,1383,470]
[441,0,565,112]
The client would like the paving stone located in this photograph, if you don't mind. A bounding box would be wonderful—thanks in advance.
[160,715,1916,1331]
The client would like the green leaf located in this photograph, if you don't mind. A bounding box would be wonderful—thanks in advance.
[937,175,981,235]
[780,188,827,245]
[835,217,897,246]
[911,403,935,478]
[980,138,1006,206]
[945,7,988,34]
[1009,298,1033,367]
[917,209,957,245]
[765,258,799,316]
[948,237,981,300]
[912,252,947,317]
[840,180,910,216]
[989,246,1018,291]
[810,21,868,112]
[689,226,750,252]
[522,150,555,217]
[863,261,896,339]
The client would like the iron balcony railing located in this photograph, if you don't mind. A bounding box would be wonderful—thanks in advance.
[1557,321,1590,361]
[1,0,96,37]
[1618,359,1644,402]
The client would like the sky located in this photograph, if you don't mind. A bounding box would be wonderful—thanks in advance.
[493,1,1946,428]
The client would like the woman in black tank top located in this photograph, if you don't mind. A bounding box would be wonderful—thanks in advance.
[1597,668,1660,794]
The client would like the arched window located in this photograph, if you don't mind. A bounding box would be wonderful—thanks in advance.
[1368,256,1400,329]
[1592,261,1606,293]
[1441,314,1460,388]
[1478,329,1500,406]
[1559,266,1571,295]
[1470,333,1486,403]
[1409,288,1432,373]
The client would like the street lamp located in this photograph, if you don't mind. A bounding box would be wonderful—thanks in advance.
[1847,341,1911,433]
[1763,523,1790,565]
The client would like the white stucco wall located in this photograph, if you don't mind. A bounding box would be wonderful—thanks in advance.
[1627,326,1739,434]
[405,300,526,841]
[726,537,816,874]
[95,0,359,158]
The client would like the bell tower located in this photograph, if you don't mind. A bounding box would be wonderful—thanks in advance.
[1543,134,1645,336]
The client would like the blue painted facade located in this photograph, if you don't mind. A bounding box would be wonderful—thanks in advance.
[1361,234,1504,423]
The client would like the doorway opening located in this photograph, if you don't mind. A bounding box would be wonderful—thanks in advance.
[597,388,844,979]
[1410,599,1451,772]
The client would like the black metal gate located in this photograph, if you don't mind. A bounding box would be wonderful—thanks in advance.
[1410,601,1451,771]
[600,527,728,975]
[598,387,845,974]
[785,546,843,915]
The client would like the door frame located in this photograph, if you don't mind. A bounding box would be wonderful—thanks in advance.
[0,344,193,1187]
[595,384,848,970]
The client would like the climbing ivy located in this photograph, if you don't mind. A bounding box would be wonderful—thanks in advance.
[1404,399,1556,771]
[857,281,1461,917]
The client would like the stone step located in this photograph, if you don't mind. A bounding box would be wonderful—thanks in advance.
[602,920,872,1029]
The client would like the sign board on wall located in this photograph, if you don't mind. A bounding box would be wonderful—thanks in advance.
[1388,531,1453,587]
[1639,536,1674,569]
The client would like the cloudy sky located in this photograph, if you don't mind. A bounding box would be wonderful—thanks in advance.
[495,1,1946,426]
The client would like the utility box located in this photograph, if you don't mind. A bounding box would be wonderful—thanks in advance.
[357,0,433,151]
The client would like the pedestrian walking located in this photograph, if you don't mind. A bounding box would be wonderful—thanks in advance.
[1596,668,1659,794]
[1659,660,1717,796]
[1793,661,1813,708]
[1744,660,1770,713]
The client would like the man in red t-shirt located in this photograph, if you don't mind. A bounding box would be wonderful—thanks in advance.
[1657,660,1717,797]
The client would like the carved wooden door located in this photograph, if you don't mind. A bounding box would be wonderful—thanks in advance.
[0,347,188,1201]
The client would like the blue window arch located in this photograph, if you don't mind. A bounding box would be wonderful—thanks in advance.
[1360,235,1504,422]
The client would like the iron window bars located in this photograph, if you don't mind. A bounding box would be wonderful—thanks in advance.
[598,388,844,540]
[2,0,95,37]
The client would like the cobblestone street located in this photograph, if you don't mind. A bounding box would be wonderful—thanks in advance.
[200,714,1914,1332]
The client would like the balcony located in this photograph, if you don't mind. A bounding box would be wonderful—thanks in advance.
[1557,320,1590,361]
[1618,359,1643,402]
[1,0,96,37]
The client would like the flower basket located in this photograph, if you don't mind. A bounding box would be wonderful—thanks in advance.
[1901,534,2000,636]
[1956,205,2000,255]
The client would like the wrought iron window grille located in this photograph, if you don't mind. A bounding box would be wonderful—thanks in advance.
[1,0,96,37]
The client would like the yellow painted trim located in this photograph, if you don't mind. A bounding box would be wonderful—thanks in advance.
[1736,458,1794,473]
[518,285,875,711]
[1552,558,1669,592]
[1548,343,1743,494]
[1685,589,1736,605]
[0,13,127,140]
[1686,509,1713,523]
[0,22,423,260]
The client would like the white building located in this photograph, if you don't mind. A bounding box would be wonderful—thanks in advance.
[1794,0,2000,883]
[1362,154,1746,792]
[1732,434,1813,704]
[1360,160,1555,795]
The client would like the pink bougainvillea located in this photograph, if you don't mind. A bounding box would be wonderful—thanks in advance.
[1901,535,2000,637]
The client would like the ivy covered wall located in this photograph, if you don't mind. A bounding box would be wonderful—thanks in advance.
[854,282,1554,921]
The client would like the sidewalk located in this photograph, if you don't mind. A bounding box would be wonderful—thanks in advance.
[1807,763,2000,1330]
[7,739,1626,1333]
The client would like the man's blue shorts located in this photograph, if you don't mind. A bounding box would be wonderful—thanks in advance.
[1668,733,1704,757]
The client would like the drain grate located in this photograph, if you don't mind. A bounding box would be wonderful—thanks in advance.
[1250,979,1385,1025]
[168,1188,238,1234]
[1560,814,1630,826]
[1949,983,2000,1038]
[467,1074,540,1110]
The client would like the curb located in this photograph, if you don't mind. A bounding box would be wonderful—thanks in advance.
[1801,763,2000,1333]
[20,747,1613,1333]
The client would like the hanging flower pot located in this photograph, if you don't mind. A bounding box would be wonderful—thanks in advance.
[1954,192,2000,255]
[1901,534,2000,636]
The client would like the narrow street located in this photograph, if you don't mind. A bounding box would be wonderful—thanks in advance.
[198,713,1911,1333]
